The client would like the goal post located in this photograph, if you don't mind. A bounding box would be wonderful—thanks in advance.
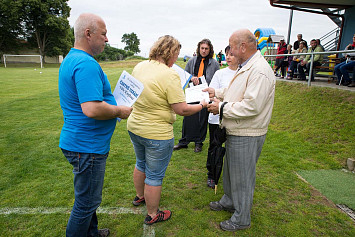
[3,54,43,68]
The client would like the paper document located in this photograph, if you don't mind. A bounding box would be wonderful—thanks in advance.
[185,83,210,104]
[171,64,192,89]
[113,70,144,121]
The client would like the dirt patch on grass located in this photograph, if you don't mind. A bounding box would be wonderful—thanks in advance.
[183,167,200,172]
[209,220,220,230]
[308,187,337,208]
[186,182,197,189]
[329,150,339,155]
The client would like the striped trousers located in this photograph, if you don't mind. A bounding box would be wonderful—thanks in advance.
[219,135,266,226]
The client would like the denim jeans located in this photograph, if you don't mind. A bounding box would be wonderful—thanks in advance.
[288,61,298,77]
[61,149,108,237]
[128,131,174,186]
[334,60,355,83]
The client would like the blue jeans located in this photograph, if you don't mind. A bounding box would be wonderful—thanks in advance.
[128,131,174,186]
[334,60,355,83]
[61,149,108,237]
[288,61,298,77]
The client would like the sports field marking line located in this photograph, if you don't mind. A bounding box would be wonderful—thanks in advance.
[0,206,155,237]
[0,207,144,215]
[143,224,155,237]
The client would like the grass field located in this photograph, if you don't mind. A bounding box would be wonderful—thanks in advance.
[0,60,354,236]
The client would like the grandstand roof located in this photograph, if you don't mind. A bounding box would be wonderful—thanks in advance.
[270,0,354,10]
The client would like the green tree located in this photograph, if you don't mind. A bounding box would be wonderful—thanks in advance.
[121,32,140,54]
[0,0,24,53]
[94,44,134,61]
[21,0,72,61]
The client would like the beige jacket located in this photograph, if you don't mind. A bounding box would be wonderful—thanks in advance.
[215,51,275,136]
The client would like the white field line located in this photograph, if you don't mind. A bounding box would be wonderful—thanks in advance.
[143,224,155,237]
[0,206,144,215]
[0,206,154,236]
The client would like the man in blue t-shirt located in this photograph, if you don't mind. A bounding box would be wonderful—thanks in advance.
[58,13,132,237]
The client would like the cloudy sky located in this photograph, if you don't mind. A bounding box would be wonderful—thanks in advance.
[67,0,336,57]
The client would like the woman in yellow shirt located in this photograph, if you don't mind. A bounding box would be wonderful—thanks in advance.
[127,35,208,225]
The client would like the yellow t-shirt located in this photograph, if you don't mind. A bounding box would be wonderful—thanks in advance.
[127,60,186,140]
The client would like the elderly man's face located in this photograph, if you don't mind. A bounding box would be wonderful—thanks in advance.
[229,37,243,65]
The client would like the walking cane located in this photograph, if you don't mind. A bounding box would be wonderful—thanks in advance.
[339,57,349,85]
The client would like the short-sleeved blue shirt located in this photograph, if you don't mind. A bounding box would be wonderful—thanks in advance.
[58,48,117,154]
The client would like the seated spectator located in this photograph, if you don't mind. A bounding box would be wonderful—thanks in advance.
[287,41,307,80]
[274,39,287,78]
[334,33,355,87]
[284,44,293,75]
[294,34,308,50]
[297,39,324,81]
[351,66,355,87]
[316,39,325,52]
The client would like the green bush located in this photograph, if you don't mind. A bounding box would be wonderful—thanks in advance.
[94,44,134,61]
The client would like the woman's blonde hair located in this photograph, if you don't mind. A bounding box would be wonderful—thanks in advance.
[149,35,181,65]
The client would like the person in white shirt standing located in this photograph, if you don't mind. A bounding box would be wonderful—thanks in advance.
[206,45,239,188]
[204,29,275,231]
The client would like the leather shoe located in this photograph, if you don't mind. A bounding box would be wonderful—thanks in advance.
[98,228,110,237]
[173,144,188,151]
[209,201,235,213]
[194,144,202,153]
[343,81,351,86]
[220,220,250,231]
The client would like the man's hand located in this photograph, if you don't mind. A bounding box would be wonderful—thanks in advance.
[191,76,200,86]
[117,106,133,119]
[202,87,215,100]
[207,97,220,115]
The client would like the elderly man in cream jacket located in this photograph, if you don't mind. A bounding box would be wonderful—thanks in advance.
[204,29,275,232]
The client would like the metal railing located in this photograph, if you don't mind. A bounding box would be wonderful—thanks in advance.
[264,49,355,86]
[320,27,340,51]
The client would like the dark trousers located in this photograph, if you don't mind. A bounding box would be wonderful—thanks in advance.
[207,123,218,179]
[288,61,298,77]
[297,61,321,80]
[275,59,287,77]
[178,108,208,146]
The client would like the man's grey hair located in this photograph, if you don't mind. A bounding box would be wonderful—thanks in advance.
[245,33,257,47]
[74,13,100,40]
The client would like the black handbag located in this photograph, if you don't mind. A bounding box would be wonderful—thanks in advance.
[216,102,228,143]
